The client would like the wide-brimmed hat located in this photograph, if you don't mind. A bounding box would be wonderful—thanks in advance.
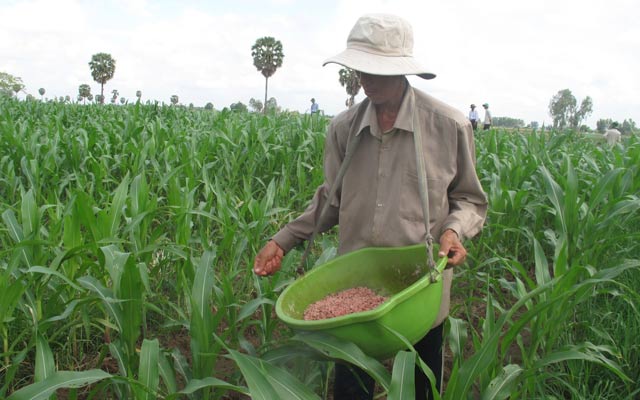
[323,14,436,80]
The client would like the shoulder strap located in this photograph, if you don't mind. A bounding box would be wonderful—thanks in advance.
[410,90,437,277]
[297,101,368,272]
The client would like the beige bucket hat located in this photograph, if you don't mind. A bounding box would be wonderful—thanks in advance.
[323,14,436,80]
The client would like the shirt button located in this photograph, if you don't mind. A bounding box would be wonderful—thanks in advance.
[377,203,383,207]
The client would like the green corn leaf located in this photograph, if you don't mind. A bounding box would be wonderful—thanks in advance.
[6,370,111,400]
[158,350,178,395]
[62,206,82,250]
[447,317,468,359]
[447,328,501,399]
[237,297,274,322]
[34,333,55,383]
[119,255,144,360]
[0,274,26,325]
[532,342,630,382]
[388,351,416,400]
[27,266,82,291]
[101,245,130,293]
[540,166,567,235]
[130,173,149,217]
[20,188,38,238]
[107,172,130,237]
[171,377,248,398]
[191,249,217,320]
[227,350,279,400]
[481,364,522,400]
[77,276,123,333]
[138,339,160,400]
[228,350,320,400]
[2,209,24,242]
[533,239,552,289]
[291,332,391,391]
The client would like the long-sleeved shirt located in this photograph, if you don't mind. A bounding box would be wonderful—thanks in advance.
[483,109,492,125]
[273,84,488,326]
[468,109,480,121]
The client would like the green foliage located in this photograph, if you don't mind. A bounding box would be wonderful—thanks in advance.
[0,71,24,97]
[492,116,525,128]
[548,89,593,130]
[229,101,248,112]
[251,36,284,113]
[89,52,116,103]
[338,68,361,107]
[78,84,91,103]
[249,97,263,112]
[598,118,637,135]
[251,36,284,80]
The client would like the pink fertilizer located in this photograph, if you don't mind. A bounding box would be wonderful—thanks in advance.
[303,287,388,321]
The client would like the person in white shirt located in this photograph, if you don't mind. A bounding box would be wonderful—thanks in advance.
[468,104,480,130]
[482,103,492,130]
[604,123,622,146]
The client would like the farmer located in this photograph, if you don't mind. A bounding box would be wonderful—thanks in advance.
[254,13,487,400]
[469,104,480,130]
[603,122,622,146]
[310,97,320,114]
[482,103,492,130]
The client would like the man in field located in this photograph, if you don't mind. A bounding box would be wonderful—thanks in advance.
[469,104,480,130]
[310,97,319,114]
[604,122,622,146]
[482,103,492,130]
[254,13,487,399]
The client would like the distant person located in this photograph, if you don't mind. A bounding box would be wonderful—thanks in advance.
[482,103,492,130]
[604,123,622,146]
[468,104,480,130]
[310,98,319,114]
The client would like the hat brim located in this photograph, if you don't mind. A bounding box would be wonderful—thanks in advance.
[323,48,436,80]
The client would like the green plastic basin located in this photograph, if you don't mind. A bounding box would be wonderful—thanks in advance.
[276,243,447,359]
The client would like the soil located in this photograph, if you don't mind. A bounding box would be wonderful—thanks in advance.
[303,287,388,320]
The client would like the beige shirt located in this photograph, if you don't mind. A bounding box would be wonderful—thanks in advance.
[273,84,488,326]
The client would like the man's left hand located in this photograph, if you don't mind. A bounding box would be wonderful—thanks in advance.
[438,229,467,266]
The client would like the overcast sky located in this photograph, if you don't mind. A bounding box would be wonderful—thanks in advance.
[1,0,638,127]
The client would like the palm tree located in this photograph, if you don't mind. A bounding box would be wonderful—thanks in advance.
[251,36,284,114]
[78,84,91,104]
[111,89,119,104]
[170,95,179,105]
[38,87,45,100]
[339,68,361,108]
[89,53,116,104]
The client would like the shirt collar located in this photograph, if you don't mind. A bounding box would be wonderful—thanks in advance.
[355,79,415,138]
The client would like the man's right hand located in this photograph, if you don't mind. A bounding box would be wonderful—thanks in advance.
[254,240,284,276]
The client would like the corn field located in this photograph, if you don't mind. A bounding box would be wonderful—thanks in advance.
[1,97,638,399]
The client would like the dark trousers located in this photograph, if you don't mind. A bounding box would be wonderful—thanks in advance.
[333,323,444,400]
[471,119,478,130]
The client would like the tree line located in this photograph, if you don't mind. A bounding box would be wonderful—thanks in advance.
[0,47,636,132]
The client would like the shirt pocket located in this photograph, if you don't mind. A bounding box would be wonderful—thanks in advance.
[400,171,447,226]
